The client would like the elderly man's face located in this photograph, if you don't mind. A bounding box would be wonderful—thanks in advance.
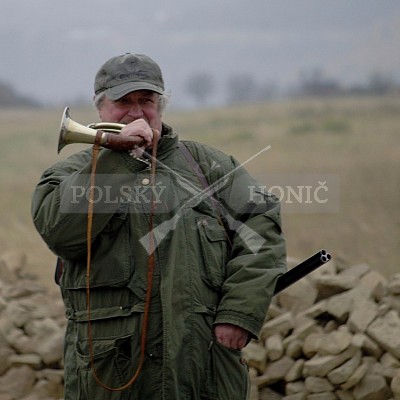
[99,90,162,132]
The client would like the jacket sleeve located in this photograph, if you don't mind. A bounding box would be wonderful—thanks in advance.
[212,157,287,339]
[31,149,123,260]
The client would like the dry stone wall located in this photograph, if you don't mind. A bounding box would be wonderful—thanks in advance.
[0,251,64,400]
[244,258,400,400]
[1,250,400,400]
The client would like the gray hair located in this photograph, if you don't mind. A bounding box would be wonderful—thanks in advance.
[93,91,170,113]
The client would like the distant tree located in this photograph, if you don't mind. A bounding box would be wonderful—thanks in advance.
[367,72,395,94]
[297,68,341,97]
[0,80,40,108]
[226,74,258,105]
[255,81,279,102]
[185,72,215,106]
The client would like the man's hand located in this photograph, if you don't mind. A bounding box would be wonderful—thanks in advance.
[214,323,249,350]
[120,119,160,156]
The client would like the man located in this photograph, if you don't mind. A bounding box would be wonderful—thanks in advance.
[32,53,286,400]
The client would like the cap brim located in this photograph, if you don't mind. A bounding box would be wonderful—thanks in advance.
[105,82,164,100]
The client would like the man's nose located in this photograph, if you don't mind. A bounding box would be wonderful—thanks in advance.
[127,103,144,118]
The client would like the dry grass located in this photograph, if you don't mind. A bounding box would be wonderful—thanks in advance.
[1,96,399,290]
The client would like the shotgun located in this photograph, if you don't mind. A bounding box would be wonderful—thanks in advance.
[273,249,332,295]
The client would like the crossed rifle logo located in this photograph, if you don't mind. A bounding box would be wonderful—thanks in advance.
[138,145,272,255]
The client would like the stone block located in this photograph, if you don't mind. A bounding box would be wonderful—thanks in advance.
[381,352,400,369]
[335,389,355,400]
[4,303,31,328]
[306,392,336,400]
[304,376,334,393]
[8,353,42,369]
[368,360,396,379]
[282,394,306,400]
[278,278,318,313]
[325,289,358,322]
[266,333,284,361]
[255,356,295,387]
[352,374,391,400]
[298,300,327,320]
[318,328,353,355]
[338,264,370,280]
[314,275,358,298]
[327,350,362,385]
[360,270,388,300]
[367,310,400,359]
[303,345,357,377]
[285,359,305,382]
[0,365,36,399]
[243,341,268,373]
[285,381,306,395]
[340,363,368,390]
[388,273,400,295]
[303,332,324,359]
[261,312,294,338]
[347,298,378,333]
[36,331,64,365]
[352,333,383,359]
[391,369,400,400]
[286,339,303,359]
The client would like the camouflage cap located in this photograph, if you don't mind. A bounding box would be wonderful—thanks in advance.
[94,53,164,100]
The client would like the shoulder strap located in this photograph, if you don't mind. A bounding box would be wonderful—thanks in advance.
[178,142,232,247]
[178,142,211,193]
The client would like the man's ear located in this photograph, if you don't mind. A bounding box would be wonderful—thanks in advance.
[93,95,102,118]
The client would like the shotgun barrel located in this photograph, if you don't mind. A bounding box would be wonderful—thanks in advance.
[273,249,332,295]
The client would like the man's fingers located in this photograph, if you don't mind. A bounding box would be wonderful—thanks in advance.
[120,119,154,147]
[214,323,249,350]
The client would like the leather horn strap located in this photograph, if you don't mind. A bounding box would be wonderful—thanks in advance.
[86,130,159,392]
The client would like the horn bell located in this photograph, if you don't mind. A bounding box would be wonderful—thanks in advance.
[57,107,146,153]
[58,107,103,153]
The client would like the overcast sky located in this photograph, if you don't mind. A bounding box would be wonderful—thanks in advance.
[1,0,399,108]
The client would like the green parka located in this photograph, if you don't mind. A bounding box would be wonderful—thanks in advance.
[31,124,286,400]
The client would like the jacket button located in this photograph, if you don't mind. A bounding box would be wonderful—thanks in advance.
[142,178,150,185]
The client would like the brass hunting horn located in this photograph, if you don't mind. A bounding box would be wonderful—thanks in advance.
[57,107,144,153]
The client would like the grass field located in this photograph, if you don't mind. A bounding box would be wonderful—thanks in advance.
[0,95,399,290]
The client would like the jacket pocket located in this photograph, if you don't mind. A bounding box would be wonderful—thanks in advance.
[196,217,229,289]
[206,340,249,400]
[76,331,140,400]
[61,206,133,289]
